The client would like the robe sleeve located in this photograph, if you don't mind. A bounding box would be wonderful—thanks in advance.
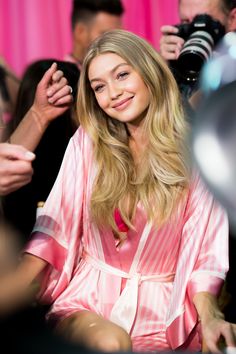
[166,172,229,350]
[24,128,86,303]
[184,174,229,299]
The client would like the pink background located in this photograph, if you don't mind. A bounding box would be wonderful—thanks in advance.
[0,0,179,76]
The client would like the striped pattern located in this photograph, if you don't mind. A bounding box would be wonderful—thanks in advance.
[25,127,229,352]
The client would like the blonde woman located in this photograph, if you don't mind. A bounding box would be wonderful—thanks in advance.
[0,30,235,352]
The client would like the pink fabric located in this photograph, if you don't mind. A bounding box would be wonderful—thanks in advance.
[24,127,229,352]
[25,231,67,271]
[114,209,129,232]
[0,0,179,76]
[122,0,179,50]
[0,0,73,76]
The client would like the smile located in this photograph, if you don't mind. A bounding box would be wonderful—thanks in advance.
[112,96,133,110]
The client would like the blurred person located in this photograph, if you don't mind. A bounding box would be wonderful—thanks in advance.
[0,61,73,198]
[0,219,89,354]
[0,29,234,353]
[160,0,236,330]
[0,56,20,112]
[65,0,124,69]
[0,62,73,196]
[0,61,77,353]
[2,59,80,243]
[0,56,20,141]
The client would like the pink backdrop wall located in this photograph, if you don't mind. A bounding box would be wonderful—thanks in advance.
[0,0,179,76]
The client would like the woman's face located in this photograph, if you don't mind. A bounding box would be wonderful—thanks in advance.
[88,53,150,127]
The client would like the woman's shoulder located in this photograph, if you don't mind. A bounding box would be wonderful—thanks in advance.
[71,126,93,152]
[187,166,218,208]
[189,166,206,189]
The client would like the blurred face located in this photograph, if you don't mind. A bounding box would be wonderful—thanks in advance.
[88,53,150,127]
[86,12,122,47]
[179,0,228,27]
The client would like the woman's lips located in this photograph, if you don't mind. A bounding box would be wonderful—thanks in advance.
[112,96,133,110]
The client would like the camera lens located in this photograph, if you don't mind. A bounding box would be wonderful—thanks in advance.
[177,30,214,81]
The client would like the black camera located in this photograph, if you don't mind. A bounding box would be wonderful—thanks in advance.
[174,14,225,82]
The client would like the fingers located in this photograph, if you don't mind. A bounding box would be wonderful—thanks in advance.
[160,25,179,35]
[0,143,35,161]
[37,62,57,91]
[46,67,74,106]
[2,158,34,176]
[0,176,32,196]
[204,334,223,354]
[204,321,236,354]
[222,323,236,348]
[52,69,64,82]
[160,25,185,61]
[160,37,184,60]
[0,159,34,195]
[208,343,222,354]
[47,76,67,99]
[31,62,75,125]
[161,34,184,47]
[35,61,73,106]
[47,84,73,105]
[0,143,34,195]
[160,44,182,60]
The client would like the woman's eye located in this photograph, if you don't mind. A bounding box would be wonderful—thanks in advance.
[117,71,129,80]
[94,84,104,92]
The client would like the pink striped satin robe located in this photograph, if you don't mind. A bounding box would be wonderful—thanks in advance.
[25,127,229,352]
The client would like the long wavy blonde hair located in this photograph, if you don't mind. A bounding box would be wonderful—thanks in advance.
[77,29,190,233]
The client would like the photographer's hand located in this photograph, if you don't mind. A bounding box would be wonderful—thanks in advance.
[160,25,185,61]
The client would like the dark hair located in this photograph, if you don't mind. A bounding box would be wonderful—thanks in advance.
[179,0,236,14]
[71,0,124,30]
[222,0,236,11]
[8,59,80,133]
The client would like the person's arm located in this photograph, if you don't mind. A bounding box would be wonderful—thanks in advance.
[0,143,35,195]
[8,62,73,151]
[0,253,47,315]
[180,173,234,352]
[159,25,185,61]
[193,291,236,353]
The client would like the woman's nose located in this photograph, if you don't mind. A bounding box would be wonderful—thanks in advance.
[109,83,122,99]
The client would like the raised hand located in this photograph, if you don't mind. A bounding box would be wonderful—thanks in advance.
[31,62,74,124]
[159,25,185,61]
[7,62,76,151]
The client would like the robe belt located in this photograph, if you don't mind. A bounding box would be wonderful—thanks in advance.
[82,250,175,333]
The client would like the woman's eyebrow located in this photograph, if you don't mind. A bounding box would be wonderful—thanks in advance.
[90,63,129,84]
